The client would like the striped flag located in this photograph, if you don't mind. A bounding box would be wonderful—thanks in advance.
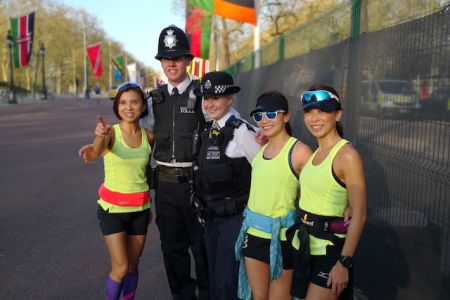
[112,54,125,76]
[10,12,35,68]
[188,57,209,79]
[186,4,212,59]
[213,0,256,25]
[86,43,102,77]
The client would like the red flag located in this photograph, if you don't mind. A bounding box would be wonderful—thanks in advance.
[186,5,212,59]
[213,0,256,25]
[86,43,102,77]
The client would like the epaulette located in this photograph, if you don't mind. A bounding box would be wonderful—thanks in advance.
[225,116,255,132]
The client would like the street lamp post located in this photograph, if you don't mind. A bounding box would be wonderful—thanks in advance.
[6,30,17,104]
[40,43,47,100]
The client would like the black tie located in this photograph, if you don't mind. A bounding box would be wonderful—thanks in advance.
[172,87,179,96]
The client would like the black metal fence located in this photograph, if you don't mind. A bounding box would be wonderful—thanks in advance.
[233,5,450,299]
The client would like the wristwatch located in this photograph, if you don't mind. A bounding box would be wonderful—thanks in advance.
[339,255,353,268]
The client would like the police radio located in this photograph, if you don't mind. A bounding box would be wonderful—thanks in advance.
[148,88,165,104]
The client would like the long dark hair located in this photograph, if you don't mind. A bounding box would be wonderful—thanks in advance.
[307,84,343,138]
[256,91,292,135]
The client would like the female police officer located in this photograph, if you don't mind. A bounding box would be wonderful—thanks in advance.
[194,71,260,300]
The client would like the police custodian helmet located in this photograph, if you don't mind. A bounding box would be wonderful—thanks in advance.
[155,25,194,60]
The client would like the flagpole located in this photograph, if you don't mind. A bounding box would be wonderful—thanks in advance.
[214,16,219,71]
[83,20,89,99]
[108,41,112,89]
[253,0,260,69]
[125,53,128,81]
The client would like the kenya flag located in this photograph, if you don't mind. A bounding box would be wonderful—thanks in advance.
[10,12,35,68]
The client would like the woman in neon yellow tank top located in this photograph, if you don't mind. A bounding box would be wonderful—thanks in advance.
[235,91,312,300]
[85,82,154,300]
[290,84,367,300]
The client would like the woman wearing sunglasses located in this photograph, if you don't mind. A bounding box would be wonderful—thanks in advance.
[235,91,313,300]
[289,84,367,300]
[86,82,154,300]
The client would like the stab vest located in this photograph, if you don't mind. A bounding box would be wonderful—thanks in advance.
[152,81,205,163]
[194,117,253,217]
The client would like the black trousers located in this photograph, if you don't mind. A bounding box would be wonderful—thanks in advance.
[204,213,242,300]
[155,180,209,300]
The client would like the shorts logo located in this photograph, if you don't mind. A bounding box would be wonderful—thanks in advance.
[318,271,329,279]
[242,234,249,249]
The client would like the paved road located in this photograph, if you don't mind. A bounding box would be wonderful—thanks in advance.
[0,98,171,299]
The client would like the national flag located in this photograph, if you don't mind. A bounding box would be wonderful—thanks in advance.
[186,5,212,59]
[213,0,256,25]
[190,0,213,11]
[112,54,125,76]
[10,12,35,68]
[113,67,123,81]
[188,57,209,79]
[86,43,102,77]
[127,63,137,83]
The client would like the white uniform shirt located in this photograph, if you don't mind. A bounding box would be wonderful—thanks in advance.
[214,111,260,163]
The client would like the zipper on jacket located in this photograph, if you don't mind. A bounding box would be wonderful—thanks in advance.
[171,92,176,163]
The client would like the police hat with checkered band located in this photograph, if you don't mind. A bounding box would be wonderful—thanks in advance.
[155,25,194,60]
[199,71,241,97]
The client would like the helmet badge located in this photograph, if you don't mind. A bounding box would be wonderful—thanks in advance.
[164,29,178,49]
[204,80,212,90]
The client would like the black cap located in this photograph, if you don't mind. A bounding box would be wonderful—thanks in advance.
[250,91,289,116]
[155,25,194,60]
[302,100,340,112]
[198,71,241,97]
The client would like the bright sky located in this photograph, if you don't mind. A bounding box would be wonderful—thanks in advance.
[60,0,185,71]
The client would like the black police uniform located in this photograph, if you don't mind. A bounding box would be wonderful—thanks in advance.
[193,71,258,300]
[151,25,209,300]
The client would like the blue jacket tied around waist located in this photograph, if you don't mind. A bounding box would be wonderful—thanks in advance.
[234,207,296,299]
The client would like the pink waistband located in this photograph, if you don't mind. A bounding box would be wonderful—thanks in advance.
[99,184,150,206]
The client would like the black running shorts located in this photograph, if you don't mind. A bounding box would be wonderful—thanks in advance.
[97,205,150,235]
[242,233,293,269]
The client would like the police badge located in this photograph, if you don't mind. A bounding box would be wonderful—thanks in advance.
[204,80,212,90]
[164,29,178,49]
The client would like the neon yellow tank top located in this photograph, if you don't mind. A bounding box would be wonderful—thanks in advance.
[247,137,298,239]
[299,138,349,254]
[98,124,151,213]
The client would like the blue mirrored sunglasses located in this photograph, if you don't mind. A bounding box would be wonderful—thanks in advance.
[252,110,285,123]
[300,90,340,104]
[117,82,142,92]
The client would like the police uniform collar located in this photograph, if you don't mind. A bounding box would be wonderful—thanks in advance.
[168,76,191,95]
[213,111,234,128]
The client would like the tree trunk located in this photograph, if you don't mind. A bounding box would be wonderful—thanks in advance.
[220,18,231,67]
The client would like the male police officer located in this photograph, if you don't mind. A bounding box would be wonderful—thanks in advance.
[79,25,209,299]
[194,71,260,300]
[142,25,209,300]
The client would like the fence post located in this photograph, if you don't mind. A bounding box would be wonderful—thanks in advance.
[351,0,362,37]
[278,35,285,61]
[344,0,363,145]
